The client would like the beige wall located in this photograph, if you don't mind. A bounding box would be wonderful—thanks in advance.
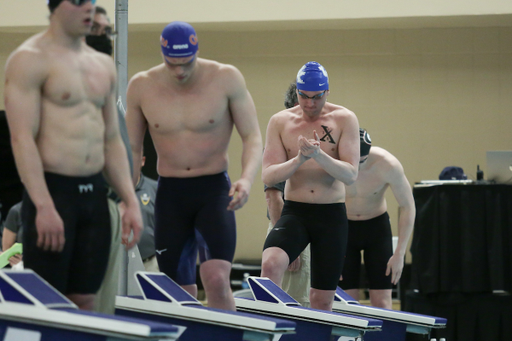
[2,0,512,27]
[1,19,511,262]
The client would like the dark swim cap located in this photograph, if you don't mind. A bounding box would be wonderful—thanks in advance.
[47,0,63,11]
[160,21,199,58]
[296,61,329,91]
[360,128,372,157]
[48,0,96,12]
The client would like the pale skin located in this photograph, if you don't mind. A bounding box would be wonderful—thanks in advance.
[3,1,142,310]
[261,89,360,311]
[125,51,262,311]
[342,146,415,309]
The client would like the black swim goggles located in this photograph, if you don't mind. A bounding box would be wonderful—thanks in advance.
[66,0,96,5]
[297,90,327,100]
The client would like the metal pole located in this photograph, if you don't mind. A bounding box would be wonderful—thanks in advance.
[115,0,129,112]
[115,0,129,296]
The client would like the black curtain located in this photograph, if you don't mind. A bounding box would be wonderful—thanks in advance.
[405,184,512,341]
[0,110,23,223]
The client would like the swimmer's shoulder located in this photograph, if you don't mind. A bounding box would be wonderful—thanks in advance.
[200,58,246,83]
[368,147,402,173]
[128,64,165,89]
[5,32,52,82]
[268,107,300,127]
[324,102,356,118]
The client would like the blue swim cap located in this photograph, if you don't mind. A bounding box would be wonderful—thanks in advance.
[296,61,329,91]
[160,21,199,58]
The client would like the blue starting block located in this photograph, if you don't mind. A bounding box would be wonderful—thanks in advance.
[116,272,296,341]
[332,287,447,341]
[234,277,383,340]
[0,270,183,340]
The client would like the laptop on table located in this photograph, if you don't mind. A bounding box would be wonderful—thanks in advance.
[486,151,512,184]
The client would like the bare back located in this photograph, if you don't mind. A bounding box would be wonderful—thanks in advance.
[265,103,359,204]
[345,147,401,220]
[5,31,115,176]
[128,58,249,178]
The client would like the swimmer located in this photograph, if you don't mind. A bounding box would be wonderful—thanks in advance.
[125,21,262,311]
[3,0,142,310]
[264,82,311,307]
[261,61,360,311]
[341,129,415,309]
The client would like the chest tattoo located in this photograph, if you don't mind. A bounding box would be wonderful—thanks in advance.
[319,125,336,144]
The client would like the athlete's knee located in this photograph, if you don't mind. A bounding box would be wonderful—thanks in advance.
[202,271,229,291]
[200,260,231,292]
[261,248,288,277]
[369,290,392,309]
[309,289,334,311]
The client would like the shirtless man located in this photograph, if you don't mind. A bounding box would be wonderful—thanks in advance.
[3,0,142,310]
[341,129,415,309]
[126,21,262,311]
[261,61,360,311]
[265,82,311,307]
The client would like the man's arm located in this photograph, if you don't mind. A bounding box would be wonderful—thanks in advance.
[262,115,310,187]
[125,73,149,186]
[299,112,360,185]
[4,49,65,252]
[2,203,21,252]
[265,187,284,226]
[101,61,143,249]
[385,156,415,285]
[225,66,263,210]
[1,228,17,253]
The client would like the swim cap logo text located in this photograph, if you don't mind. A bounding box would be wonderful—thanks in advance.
[172,44,189,50]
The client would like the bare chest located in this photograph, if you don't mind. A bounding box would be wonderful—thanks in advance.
[347,170,388,199]
[282,119,340,159]
[43,58,111,108]
[141,83,231,134]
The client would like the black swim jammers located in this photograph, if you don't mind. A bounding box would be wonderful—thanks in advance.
[340,212,394,290]
[22,172,111,295]
[264,200,348,291]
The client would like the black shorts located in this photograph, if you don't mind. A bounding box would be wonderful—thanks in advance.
[154,172,237,286]
[22,172,111,295]
[340,212,394,290]
[264,200,348,291]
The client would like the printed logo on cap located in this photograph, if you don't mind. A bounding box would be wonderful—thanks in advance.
[296,65,307,85]
[160,36,169,48]
[318,65,328,78]
[189,34,198,45]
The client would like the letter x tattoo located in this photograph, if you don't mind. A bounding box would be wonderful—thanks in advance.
[319,125,336,144]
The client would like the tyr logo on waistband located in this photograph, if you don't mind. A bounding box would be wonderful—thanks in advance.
[79,184,94,193]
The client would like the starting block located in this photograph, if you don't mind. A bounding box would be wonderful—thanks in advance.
[0,270,183,340]
[333,287,447,341]
[235,277,383,340]
[116,272,296,341]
